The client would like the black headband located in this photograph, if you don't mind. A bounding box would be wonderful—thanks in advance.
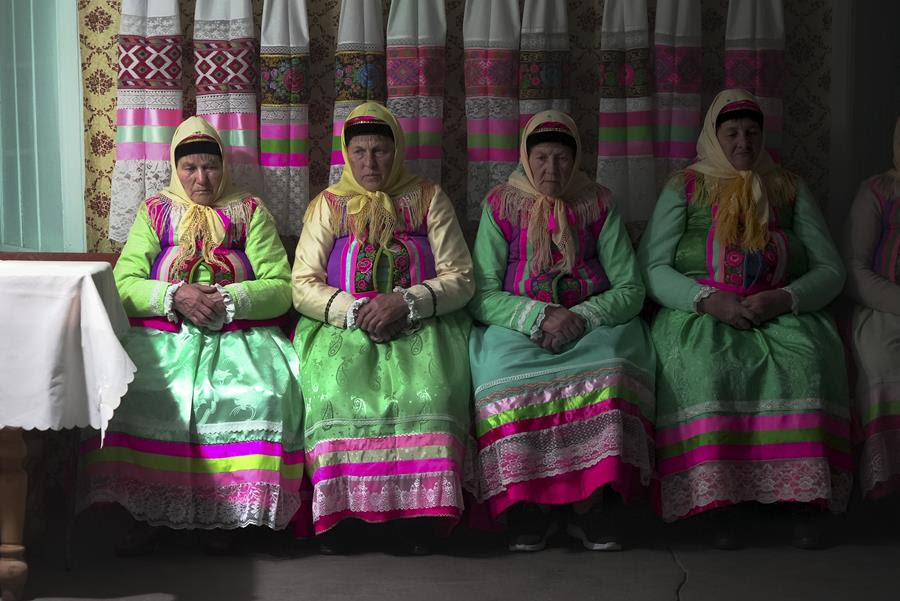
[174,140,222,162]
[344,122,394,146]
[526,130,577,155]
[715,109,764,130]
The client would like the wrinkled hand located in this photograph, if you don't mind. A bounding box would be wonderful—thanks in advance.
[697,291,756,330]
[174,283,225,326]
[357,292,409,342]
[740,289,792,326]
[538,306,585,353]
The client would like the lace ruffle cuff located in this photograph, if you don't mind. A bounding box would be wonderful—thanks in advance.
[345,297,370,329]
[215,283,236,324]
[163,281,185,323]
[530,303,558,342]
[394,286,422,334]
[569,303,604,331]
[692,285,718,314]
[781,286,800,314]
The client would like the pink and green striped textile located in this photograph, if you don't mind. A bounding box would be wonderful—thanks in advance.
[193,0,260,194]
[260,0,310,236]
[109,0,182,242]
[463,0,520,219]
[596,0,656,225]
[652,0,702,189]
[724,0,785,160]
[329,0,386,185]
[386,0,446,185]
[518,0,570,133]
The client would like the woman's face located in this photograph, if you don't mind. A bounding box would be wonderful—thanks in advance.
[176,153,223,206]
[716,117,762,171]
[527,141,575,196]
[346,134,395,192]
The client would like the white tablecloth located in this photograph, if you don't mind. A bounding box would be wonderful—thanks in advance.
[0,261,136,438]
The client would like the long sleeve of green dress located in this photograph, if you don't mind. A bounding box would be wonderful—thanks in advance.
[113,204,169,317]
[468,204,551,335]
[569,205,645,330]
[637,186,703,313]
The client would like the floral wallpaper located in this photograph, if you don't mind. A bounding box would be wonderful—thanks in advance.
[78,0,833,250]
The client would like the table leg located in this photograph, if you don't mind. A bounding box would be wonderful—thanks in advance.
[0,428,27,601]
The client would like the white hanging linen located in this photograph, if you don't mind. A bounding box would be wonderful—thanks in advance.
[329,0,386,185]
[725,0,785,159]
[386,0,447,185]
[0,261,136,443]
[463,0,521,219]
[653,0,702,189]
[596,0,655,226]
[108,0,182,242]
[193,0,261,195]
[519,0,570,131]
[260,0,311,235]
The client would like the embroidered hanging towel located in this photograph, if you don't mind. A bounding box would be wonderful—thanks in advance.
[193,0,260,195]
[463,0,520,219]
[329,0,386,185]
[519,0,570,132]
[725,0,785,160]
[596,0,655,225]
[653,0,701,189]
[260,0,310,235]
[386,0,446,185]
[109,0,182,242]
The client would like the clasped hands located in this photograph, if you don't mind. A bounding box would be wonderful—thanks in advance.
[697,289,792,330]
[356,292,409,343]
[173,283,226,327]
[537,306,586,353]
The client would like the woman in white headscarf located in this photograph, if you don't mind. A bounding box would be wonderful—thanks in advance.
[638,89,849,549]
[845,117,900,500]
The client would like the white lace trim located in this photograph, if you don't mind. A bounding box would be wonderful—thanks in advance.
[345,297,369,329]
[109,160,172,242]
[83,476,299,530]
[393,286,422,333]
[164,282,184,322]
[782,285,800,314]
[692,285,718,313]
[659,459,852,522]
[529,302,557,341]
[569,303,604,331]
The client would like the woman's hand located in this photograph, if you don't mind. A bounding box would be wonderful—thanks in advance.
[697,291,756,330]
[174,283,225,326]
[357,292,409,342]
[538,306,585,352]
[740,289,792,326]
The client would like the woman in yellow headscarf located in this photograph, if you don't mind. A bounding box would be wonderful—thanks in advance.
[845,116,900,500]
[292,102,474,554]
[467,111,655,553]
[82,117,303,555]
[638,89,849,549]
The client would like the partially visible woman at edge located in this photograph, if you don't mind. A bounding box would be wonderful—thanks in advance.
[844,116,900,500]
[82,117,303,555]
[638,89,849,550]
[468,111,656,552]
[291,102,474,555]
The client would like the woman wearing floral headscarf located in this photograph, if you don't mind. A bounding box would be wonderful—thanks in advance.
[83,117,303,555]
[292,102,474,554]
[468,111,656,552]
[638,89,849,549]
[845,117,900,500]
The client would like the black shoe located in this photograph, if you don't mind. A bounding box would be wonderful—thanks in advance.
[566,504,622,552]
[317,528,346,555]
[392,519,435,556]
[506,503,556,552]
[709,508,742,550]
[201,529,238,555]
[791,505,826,550]
[115,522,162,557]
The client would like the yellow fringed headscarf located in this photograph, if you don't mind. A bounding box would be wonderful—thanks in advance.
[160,116,248,273]
[317,102,421,248]
[507,111,595,274]
[688,89,784,252]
